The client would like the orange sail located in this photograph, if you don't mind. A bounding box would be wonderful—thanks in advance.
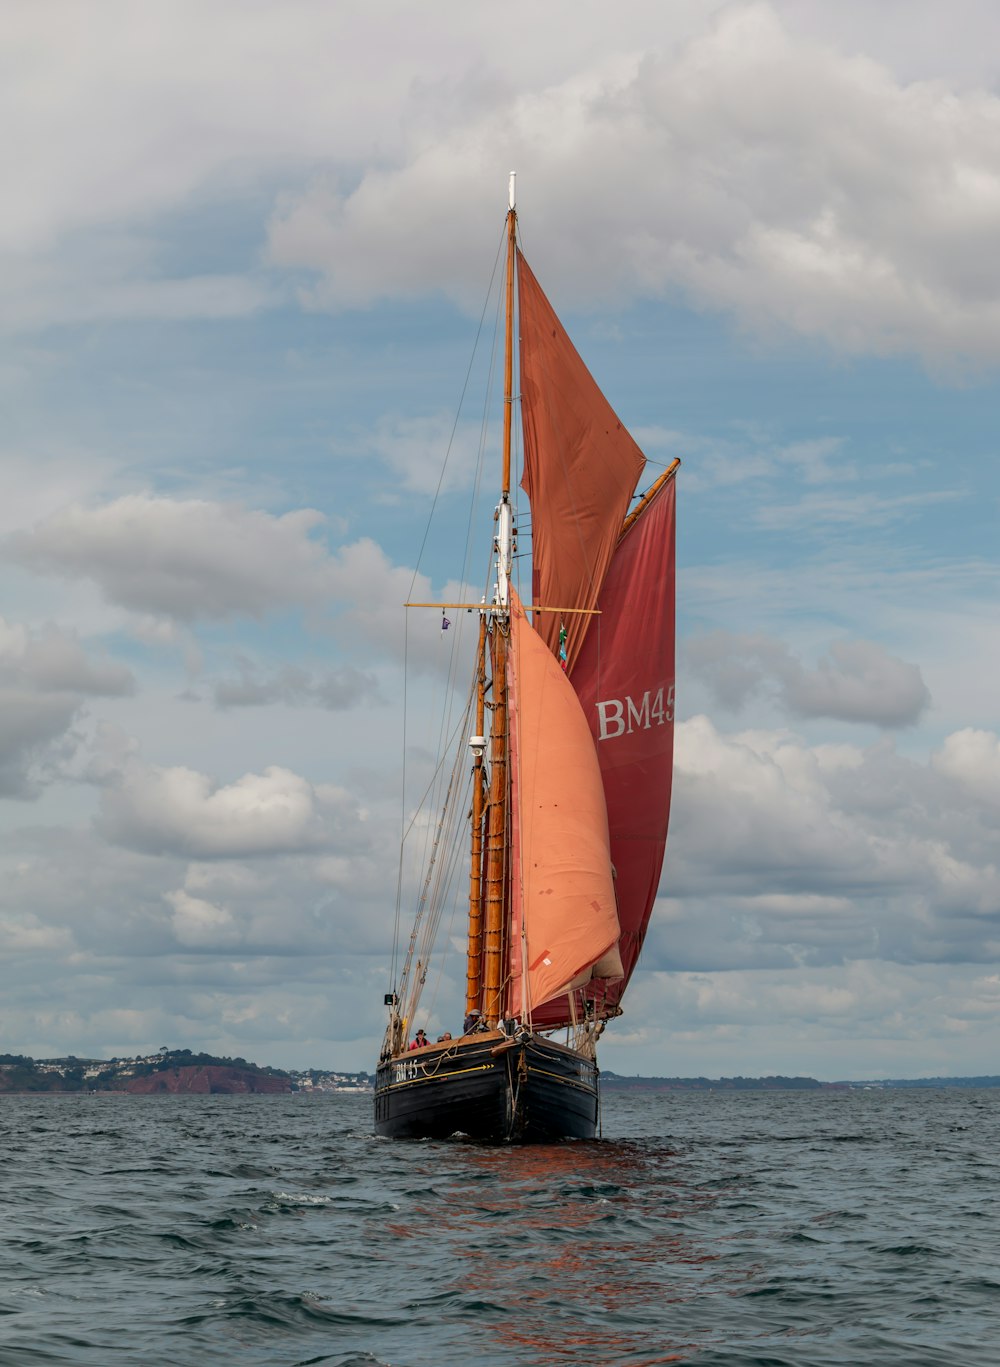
[517,251,646,673]
[506,588,621,1019]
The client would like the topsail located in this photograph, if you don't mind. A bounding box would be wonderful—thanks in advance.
[518,251,645,672]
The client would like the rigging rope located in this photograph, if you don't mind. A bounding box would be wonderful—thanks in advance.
[391,225,509,1001]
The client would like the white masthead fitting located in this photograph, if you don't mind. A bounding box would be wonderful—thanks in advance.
[508,172,516,211]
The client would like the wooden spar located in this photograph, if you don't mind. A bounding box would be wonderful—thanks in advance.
[501,202,517,498]
[405,602,600,613]
[407,604,601,615]
[465,613,487,1014]
[482,623,508,1024]
[619,458,681,537]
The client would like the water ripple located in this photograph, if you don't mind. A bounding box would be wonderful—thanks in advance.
[2,1089,1000,1364]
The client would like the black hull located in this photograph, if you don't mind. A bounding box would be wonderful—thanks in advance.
[374,1032,598,1143]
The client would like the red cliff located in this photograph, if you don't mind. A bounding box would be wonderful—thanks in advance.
[125,1065,291,1095]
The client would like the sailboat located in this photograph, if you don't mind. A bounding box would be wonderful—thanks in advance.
[374,176,678,1142]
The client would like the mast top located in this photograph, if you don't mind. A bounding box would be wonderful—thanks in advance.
[508,171,516,212]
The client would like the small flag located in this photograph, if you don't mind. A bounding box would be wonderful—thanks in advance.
[441,615,451,631]
[558,622,568,671]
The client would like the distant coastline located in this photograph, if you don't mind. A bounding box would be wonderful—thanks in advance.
[4,1051,997,1095]
[0,1049,372,1095]
[602,1072,1000,1091]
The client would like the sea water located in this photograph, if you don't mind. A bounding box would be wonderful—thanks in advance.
[1,1087,997,1366]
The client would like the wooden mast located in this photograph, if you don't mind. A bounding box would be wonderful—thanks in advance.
[500,184,516,498]
[482,630,508,1025]
[465,612,487,1014]
[481,181,517,1026]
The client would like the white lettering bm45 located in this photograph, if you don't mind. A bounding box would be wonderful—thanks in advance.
[596,684,674,741]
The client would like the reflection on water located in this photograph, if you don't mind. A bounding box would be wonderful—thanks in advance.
[401,1139,723,1365]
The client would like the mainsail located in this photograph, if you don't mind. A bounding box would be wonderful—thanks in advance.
[570,472,677,1011]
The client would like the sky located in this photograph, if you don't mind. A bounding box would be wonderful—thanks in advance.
[2,0,999,1080]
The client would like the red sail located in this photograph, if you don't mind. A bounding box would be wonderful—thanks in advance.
[573,474,676,1011]
[517,251,645,673]
[529,474,676,1027]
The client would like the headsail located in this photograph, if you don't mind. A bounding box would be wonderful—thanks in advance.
[506,589,621,1020]
[517,251,646,673]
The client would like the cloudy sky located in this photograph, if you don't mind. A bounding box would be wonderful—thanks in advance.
[2,0,999,1080]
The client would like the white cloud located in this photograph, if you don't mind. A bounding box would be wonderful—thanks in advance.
[0,450,117,538]
[0,617,134,797]
[5,3,1000,363]
[0,617,133,696]
[0,0,710,330]
[165,888,241,950]
[7,495,332,621]
[213,662,381,711]
[0,819,396,968]
[325,535,481,675]
[603,958,1000,1078]
[4,711,1000,1072]
[0,914,74,954]
[95,746,365,859]
[348,413,487,497]
[685,631,930,726]
[268,4,1000,367]
[777,0,1000,90]
[6,496,473,679]
[932,729,1000,810]
[0,692,82,798]
[785,639,930,726]
[652,716,1000,977]
[159,855,395,957]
